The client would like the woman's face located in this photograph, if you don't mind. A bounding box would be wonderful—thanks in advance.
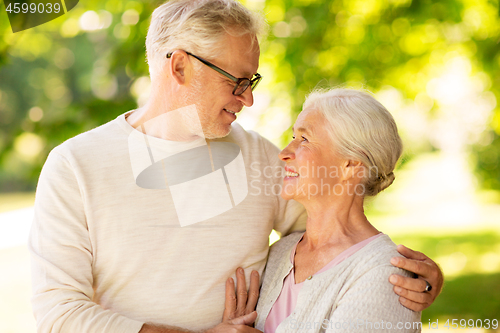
[279,108,346,202]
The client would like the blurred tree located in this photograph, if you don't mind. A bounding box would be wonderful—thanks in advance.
[0,0,499,192]
[0,0,161,190]
[256,0,499,182]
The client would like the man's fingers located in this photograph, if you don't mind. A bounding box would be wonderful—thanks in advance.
[390,256,433,278]
[391,245,445,311]
[245,270,260,314]
[236,267,248,317]
[393,285,432,305]
[389,274,428,292]
[390,273,441,311]
[396,244,428,261]
[223,277,237,321]
[398,296,428,312]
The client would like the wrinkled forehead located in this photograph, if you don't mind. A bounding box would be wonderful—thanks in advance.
[294,108,334,141]
[294,108,320,129]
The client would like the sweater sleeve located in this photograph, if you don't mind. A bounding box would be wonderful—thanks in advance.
[325,264,422,333]
[28,149,145,333]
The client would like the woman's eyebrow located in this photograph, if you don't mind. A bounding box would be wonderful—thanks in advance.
[292,126,313,136]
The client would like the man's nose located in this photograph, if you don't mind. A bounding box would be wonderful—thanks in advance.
[236,87,254,107]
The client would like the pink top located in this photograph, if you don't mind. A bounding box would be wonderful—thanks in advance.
[264,233,384,333]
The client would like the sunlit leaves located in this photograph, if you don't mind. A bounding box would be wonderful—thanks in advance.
[0,0,499,191]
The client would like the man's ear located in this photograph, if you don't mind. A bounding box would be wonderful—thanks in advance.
[168,51,190,86]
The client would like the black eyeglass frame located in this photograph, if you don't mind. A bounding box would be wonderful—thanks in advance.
[166,51,262,96]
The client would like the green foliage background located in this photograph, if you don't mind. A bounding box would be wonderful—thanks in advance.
[1,0,499,192]
[0,0,500,327]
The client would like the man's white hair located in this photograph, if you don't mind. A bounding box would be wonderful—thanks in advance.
[303,88,403,196]
[146,0,265,78]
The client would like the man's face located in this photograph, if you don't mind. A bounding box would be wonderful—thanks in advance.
[186,33,260,139]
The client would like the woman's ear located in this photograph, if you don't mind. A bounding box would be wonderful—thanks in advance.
[342,160,364,181]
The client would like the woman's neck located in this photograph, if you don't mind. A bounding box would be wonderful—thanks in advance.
[300,194,379,250]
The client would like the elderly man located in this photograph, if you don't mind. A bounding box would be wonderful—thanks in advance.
[29,0,443,332]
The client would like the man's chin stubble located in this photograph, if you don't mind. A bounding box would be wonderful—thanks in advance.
[204,127,232,139]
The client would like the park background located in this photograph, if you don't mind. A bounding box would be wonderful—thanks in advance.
[0,0,499,332]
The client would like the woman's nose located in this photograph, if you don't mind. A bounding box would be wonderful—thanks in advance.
[279,143,295,161]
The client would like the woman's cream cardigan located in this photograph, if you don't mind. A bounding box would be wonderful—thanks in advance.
[255,232,422,332]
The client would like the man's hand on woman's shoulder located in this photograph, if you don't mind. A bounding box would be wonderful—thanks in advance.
[389,244,444,312]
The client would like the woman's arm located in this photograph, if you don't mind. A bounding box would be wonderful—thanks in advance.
[140,269,263,333]
[326,264,422,333]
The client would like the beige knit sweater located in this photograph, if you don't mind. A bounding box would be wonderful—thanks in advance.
[255,232,422,332]
[28,112,307,333]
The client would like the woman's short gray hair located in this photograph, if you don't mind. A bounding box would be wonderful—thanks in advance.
[303,88,403,196]
[146,0,265,78]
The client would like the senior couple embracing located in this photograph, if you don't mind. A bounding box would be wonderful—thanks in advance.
[29,1,443,332]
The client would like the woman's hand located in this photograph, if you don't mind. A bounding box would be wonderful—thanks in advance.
[223,267,260,322]
[389,245,444,312]
[205,268,262,333]
[206,313,261,333]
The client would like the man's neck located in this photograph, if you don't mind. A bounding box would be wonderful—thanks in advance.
[126,101,205,142]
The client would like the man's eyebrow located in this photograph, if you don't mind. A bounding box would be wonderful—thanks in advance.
[241,71,255,79]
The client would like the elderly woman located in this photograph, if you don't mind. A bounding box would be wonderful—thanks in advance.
[248,88,421,332]
[218,88,423,333]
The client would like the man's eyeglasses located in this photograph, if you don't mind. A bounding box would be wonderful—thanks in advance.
[166,51,262,96]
